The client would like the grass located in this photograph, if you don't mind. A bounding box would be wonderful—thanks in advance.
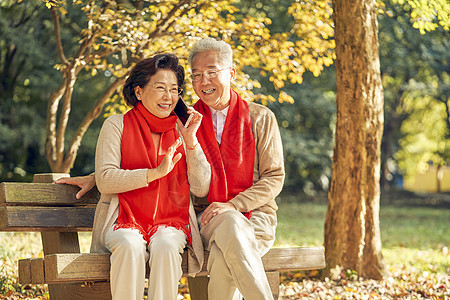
[1,190,449,298]
[274,192,449,274]
[274,202,326,247]
[380,205,449,249]
[274,199,450,249]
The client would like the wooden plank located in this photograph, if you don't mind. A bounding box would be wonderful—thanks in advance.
[18,259,31,284]
[33,173,70,183]
[46,282,111,300]
[0,206,8,230]
[0,206,95,231]
[266,271,280,300]
[40,247,325,284]
[43,252,202,283]
[41,232,81,254]
[45,253,111,283]
[31,258,45,284]
[262,247,326,271]
[0,182,99,206]
[18,258,46,284]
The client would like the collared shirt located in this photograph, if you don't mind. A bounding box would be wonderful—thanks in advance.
[209,106,229,145]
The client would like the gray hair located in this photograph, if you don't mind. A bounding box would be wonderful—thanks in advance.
[188,37,233,69]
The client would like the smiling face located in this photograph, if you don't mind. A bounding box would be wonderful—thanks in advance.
[191,50,235,111]
[134,69,179,119]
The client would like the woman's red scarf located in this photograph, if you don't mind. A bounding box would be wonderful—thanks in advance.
[194,90,255,218]
[115,102,191,244]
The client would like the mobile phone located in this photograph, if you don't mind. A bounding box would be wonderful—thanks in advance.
[173,96,193,128]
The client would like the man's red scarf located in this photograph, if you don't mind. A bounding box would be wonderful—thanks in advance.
[194,90,255,218]
[115,102,191,244]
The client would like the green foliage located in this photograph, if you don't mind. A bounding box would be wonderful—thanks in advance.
[390,0,450,33]
[269,70,336,193]
[0,0,107,180]
[344,269,359,281]
[235,0,336,193]
[396,95,449,176]
[379,1,450,183]
[0,0,55,181]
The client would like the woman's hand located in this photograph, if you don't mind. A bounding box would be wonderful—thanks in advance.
[177,107,203,149]
[148,138,183,183]
[54,174,96,199]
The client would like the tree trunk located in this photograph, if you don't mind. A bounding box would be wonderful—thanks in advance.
[325,0,384,279]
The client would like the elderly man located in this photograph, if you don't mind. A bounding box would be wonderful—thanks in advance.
[57,37,284,299]
[187,37,284,299]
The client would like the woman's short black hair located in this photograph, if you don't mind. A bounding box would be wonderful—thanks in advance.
[123,53,185,107]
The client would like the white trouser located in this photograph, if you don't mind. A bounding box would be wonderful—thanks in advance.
[105,225,186,300]
[199,210,276,300]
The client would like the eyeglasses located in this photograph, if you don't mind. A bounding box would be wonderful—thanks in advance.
[149,83,182,95]
[190,68,231,82]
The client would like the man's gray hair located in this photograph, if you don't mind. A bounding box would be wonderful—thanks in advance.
[188,37,233,68]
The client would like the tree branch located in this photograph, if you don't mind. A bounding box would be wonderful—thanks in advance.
[62,75,127,172]
[54,65,78,171]
[50,6,68,66]
[153,0,193,37]
[45,79,67,170]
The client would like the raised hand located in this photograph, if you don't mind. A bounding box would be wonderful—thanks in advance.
[152,138,183,180]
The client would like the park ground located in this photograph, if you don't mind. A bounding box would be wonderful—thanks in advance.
[0,189,449,299]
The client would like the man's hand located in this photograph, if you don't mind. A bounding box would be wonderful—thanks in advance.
[54,174,96,199]
[201,202,237,226]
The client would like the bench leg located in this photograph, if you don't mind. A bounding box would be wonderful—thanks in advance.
[41,228,82,300]
[266,271,280,300]
[187,276,209,300]
[48,282,111,300]
[35,174,93,300]
[188,272,279,300]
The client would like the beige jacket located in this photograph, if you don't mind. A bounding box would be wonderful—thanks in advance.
[193,101,285,220]
[90,114,211,276]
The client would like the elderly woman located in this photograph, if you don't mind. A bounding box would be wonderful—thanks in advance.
[88,53,210,300]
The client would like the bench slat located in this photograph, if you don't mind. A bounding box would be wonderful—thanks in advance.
[45,254,110,282]
[18,258,32,284]
[22,247,325,284]
[0,206,95,231]
[0,182,99,206]
[262,247,326,271]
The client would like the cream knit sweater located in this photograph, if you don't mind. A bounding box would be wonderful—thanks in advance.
[90,114,211,275]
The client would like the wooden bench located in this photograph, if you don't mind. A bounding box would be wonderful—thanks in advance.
[0,173,326,299]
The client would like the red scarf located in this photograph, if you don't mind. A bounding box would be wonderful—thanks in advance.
[116,102,191,244]
[194,90,255,218]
